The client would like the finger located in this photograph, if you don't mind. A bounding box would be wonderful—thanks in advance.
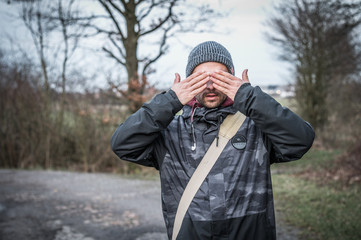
[211,77,229,90]
[191,82,208,95]
[211,73,233,87]
[242,69,250,83]
[185,71,205,83]
[212,81,229,96]
[190,75,209,90]
[174,73,181,84]
[188,72,209,87]
[214,70,237,79]
[212,71,237,84]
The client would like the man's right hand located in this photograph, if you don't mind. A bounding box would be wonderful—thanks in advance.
[171,72,209,105]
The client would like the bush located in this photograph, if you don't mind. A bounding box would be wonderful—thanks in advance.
[0,52,131,173]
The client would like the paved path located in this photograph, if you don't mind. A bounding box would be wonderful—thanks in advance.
[0,169,299,240]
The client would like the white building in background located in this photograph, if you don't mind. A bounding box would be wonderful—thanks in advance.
[260,84,295,98]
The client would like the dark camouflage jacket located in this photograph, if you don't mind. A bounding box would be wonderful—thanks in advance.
[111,84,315,240]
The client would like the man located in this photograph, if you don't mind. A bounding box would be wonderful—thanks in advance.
[111,41,315,239]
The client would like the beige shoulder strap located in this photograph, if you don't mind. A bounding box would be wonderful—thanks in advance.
[172,111,246,240]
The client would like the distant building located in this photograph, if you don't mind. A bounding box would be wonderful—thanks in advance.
[260,84,295,98]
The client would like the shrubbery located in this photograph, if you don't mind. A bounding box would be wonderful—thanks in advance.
[0,52,142,173]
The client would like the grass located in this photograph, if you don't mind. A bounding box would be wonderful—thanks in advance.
[271,149,361,240]
[272,148,341,174]
[275,96,298,112]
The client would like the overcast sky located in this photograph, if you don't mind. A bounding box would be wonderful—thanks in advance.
[0,0,291,89]
[150,0,293,89]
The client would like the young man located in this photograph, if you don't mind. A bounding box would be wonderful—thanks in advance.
[111,41,315,239]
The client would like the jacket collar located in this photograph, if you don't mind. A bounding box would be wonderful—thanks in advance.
[182,98,236,121]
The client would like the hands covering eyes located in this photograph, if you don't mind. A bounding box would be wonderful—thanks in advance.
[171,69,250,105]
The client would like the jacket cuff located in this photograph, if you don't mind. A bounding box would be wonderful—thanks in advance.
[233,83,252,115]
[165,89,184,114]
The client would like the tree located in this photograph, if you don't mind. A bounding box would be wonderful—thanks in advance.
[18,0,88,167]
[266,0,361,130]
[52,0,85,129]
[1,1,129,172]
[21,0,56,94]
[20,0,58,168]
[0,47,46,168]
[91,0,220,112]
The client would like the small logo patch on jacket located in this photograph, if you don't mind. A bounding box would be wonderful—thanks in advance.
[231,134,247,150]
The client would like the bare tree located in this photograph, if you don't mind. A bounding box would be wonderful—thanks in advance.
[1,1,128,172]
[20,0,58,168]
[21,0,56,94]
[91,0,221,112]
[18,0,88,167]
[52,0,86,129]
[266,0,361,130]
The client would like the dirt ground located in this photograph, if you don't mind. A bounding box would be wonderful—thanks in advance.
[0,169,299,240]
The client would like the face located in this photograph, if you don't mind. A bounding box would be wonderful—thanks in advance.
[193,62,228,108]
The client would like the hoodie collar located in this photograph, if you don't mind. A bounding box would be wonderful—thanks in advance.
[182,97,236,121]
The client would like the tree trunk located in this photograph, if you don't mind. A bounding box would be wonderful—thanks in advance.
[125,0,139,90]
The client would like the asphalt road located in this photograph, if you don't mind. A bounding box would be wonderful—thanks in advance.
[0,169,299,240]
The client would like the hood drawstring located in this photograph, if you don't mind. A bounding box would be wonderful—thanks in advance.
[190,103,198,151]
[187,99,230,151]
[216,115,223,147]
[191,123,196,151]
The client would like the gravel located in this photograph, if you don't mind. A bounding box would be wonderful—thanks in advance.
[0,169,299,240]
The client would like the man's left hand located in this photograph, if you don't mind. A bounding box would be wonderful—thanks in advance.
[210,69,250,101]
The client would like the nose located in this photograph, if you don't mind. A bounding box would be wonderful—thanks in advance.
[206,80,214,90]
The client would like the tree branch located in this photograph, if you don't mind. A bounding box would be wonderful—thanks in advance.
[108,34,126,59]
[98,0,126,41]
[142,25,170,76]
[139,0,178,37]
[102,46,126,66]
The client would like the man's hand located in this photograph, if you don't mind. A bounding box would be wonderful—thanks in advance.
[171,72,209,105]
[211,69,250,101]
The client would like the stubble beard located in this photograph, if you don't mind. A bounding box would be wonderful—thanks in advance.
[195,90,227,109]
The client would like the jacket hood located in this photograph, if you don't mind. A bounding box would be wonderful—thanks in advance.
[184,97,235,121]
[182,101,236,120]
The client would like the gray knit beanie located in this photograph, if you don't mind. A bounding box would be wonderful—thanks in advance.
[186,41,234,77]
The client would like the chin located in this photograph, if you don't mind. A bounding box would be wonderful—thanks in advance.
[203,101,222,109]
[196,95,224,108]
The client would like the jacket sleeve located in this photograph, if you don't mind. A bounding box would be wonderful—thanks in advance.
[233,84,315,163]
[110,90,183,169]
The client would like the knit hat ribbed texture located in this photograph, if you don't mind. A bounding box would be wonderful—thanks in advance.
[186,41,234,77]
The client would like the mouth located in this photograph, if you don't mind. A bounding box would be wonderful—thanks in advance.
[205,93,218,100]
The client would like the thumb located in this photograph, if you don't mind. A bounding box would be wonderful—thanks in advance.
[242,69,250,83]
[174,73,181,84]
